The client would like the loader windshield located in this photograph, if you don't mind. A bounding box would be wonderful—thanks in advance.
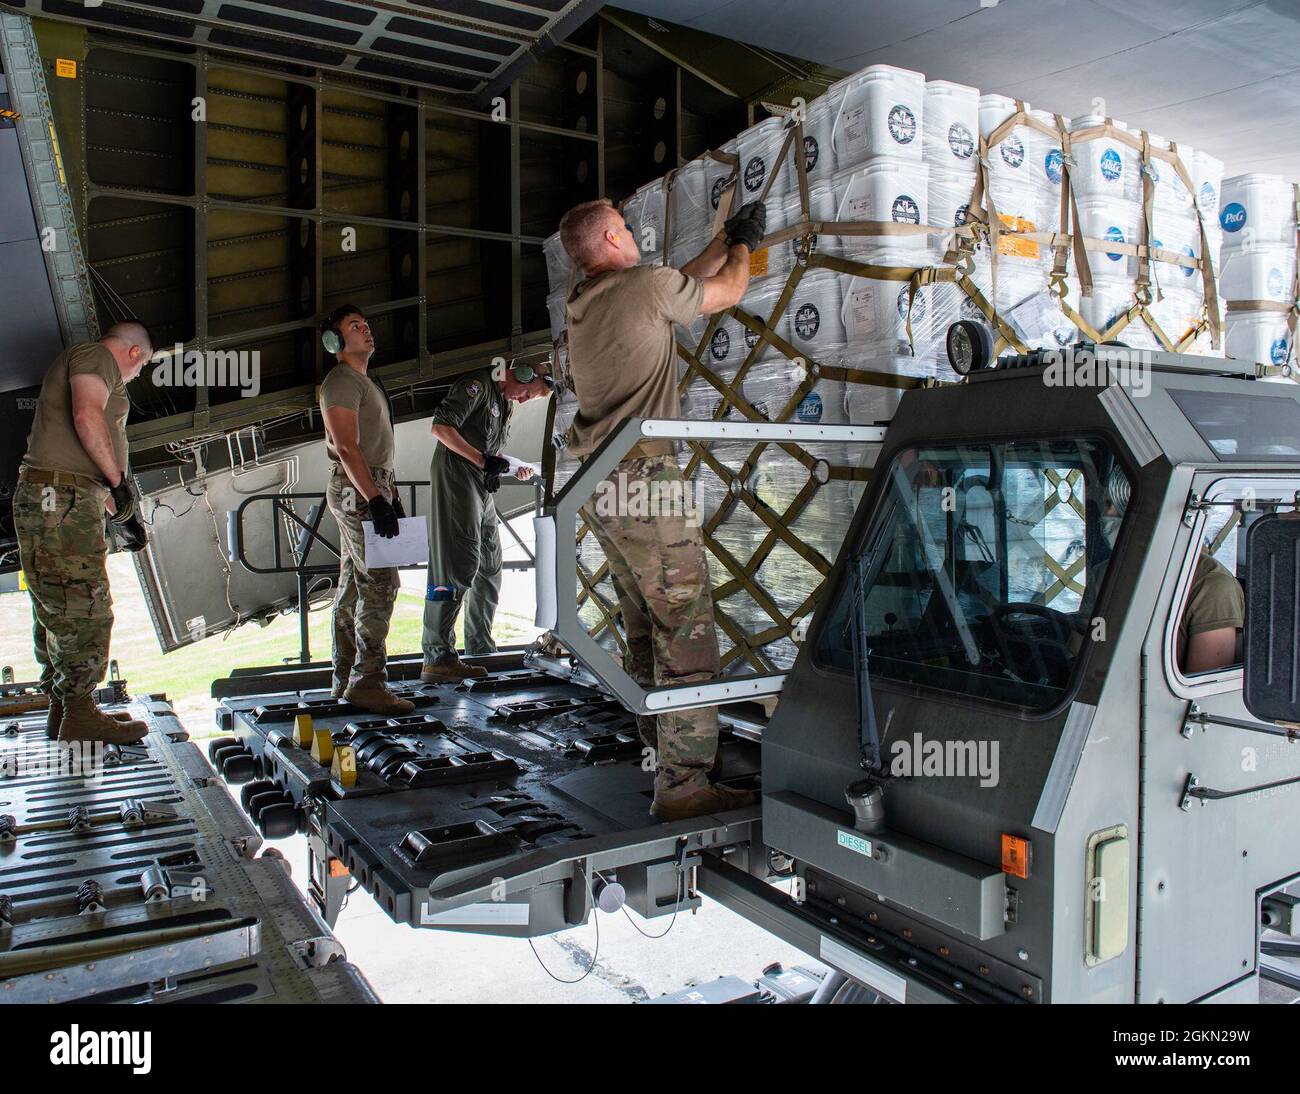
[818,437,1128,710]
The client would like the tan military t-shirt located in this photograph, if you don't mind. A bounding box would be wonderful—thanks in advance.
[1178,549,1245,651]
[319,364,395,471]
[565,265,704,457]
[23,341,129,481]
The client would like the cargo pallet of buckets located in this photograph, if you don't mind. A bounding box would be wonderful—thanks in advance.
[541,64,1300,676]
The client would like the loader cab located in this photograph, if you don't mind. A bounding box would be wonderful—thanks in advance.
[763,348,1300,1004]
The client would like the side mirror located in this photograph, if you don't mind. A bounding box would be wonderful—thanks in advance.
[1243,512,1300,725]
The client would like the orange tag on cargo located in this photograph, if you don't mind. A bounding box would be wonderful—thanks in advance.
[749,248,769,277]
[1001,833,1031,879]
[55,59,77,79]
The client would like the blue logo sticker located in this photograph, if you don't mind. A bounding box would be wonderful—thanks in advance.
[1000,135,1025,169]
[888,104,917,144]
[1269,268,1286,299]
[796,392,823,423]
[1104,225,1126,262]
[794,302,821,340]
[711,176,726,209]
[1100,147,1122,181]
[1181,245,1196,278]
[743,155,766,192]
[1200,180,1217,214]
[710,328,730,360]
[745,325,760,350]
[1045,148,1064,184]
[892,194,921,224]
[954,203,969,227]
[1271,337,1289,365]
[1220,201,1247,232]
[948,122,974,160]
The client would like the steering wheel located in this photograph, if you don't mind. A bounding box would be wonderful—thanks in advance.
[989,601,1077,686]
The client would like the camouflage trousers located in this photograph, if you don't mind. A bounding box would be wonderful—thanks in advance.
[13,471,113,701]
[581,453,720,795]
[326,465,400,691]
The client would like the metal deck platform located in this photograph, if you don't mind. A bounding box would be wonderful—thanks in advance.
[211,663,765,938]
[0,694,376,1004]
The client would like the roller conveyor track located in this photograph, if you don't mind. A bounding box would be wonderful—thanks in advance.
[213,666,766,938]
[0,695,376,1004]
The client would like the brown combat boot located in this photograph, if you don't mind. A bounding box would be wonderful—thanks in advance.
[420,654,487,683]
[57,695,149,745]
[650,782,758,822]
[45,698,139,740]
[342,681,415,715]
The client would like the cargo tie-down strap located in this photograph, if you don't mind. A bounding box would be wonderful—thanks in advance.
[558,105,1229,673]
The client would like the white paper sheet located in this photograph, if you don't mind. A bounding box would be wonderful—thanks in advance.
[363,516,428,567]
[505,456,542,479]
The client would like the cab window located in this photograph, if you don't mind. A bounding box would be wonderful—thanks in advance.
[815,438,1128,711]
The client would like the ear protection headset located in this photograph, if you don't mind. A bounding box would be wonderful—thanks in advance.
[322,304,365,356]
[503,362,555,388]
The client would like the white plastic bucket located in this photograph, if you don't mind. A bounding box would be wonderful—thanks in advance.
[841,269,931,355]
[1075,194,1141,278]
[928,165,977,253]
[1219,244,1296,303]
[1146,135,1195,212]
[787,90,841,190]
[924,80,979,173]
[1078,273,1138,342]
[737,116,793,204]
[980,98,1063,190]
[624,179,665,262]
[1068,114,1140,202]
[833,157,930,262]
[666,158,712,265]
[1226,312,1292,367]
[769,184,838,278]
[543,232,572,293]
[1150,207,1202,285]
[784,267,848,355]
[1219,173,1296,250]
[1193,148,1224,220]
[744,357,848,428]
[831,64,925,170]
[546,288,568,341]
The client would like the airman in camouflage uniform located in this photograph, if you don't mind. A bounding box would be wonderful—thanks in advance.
[421,365,550,682]
[16,323,156,744]
[558,196,765,819]
[318,304,412,715]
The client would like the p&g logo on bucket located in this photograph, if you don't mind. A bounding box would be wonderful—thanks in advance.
[744,325,760,350]
[1220,202,1247,232]
[1271,337,1289,366]
[954,204,969,227]
[892,194,921,224]
[1181,245,1197,278]
[1045,149,1064,184]
[744,156,766,193]
[948,122,974,160]
[1104,225,1126,262]
[794,302,821,340]
[1199,181,1217,213]
[1268,268,1286,299]
[1000,135,1025,169]
[1099,148,1123,182]
[888,104,917,144]
[796,392,824,423]
[711,177,727,210]
[710,328,730,361]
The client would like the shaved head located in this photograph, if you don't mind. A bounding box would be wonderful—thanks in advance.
[104,321,154,356]
[559,198,628,272]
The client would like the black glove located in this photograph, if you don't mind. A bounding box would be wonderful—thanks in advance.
[482,454,510,478]
[391,492,406,520]
[724,201,767,251]
[107,513,149,552]
[107,474,138,524]
[368,494,400,539]
[484,474,502,494]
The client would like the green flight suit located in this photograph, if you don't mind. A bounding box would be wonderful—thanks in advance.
[422,369,511,662]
